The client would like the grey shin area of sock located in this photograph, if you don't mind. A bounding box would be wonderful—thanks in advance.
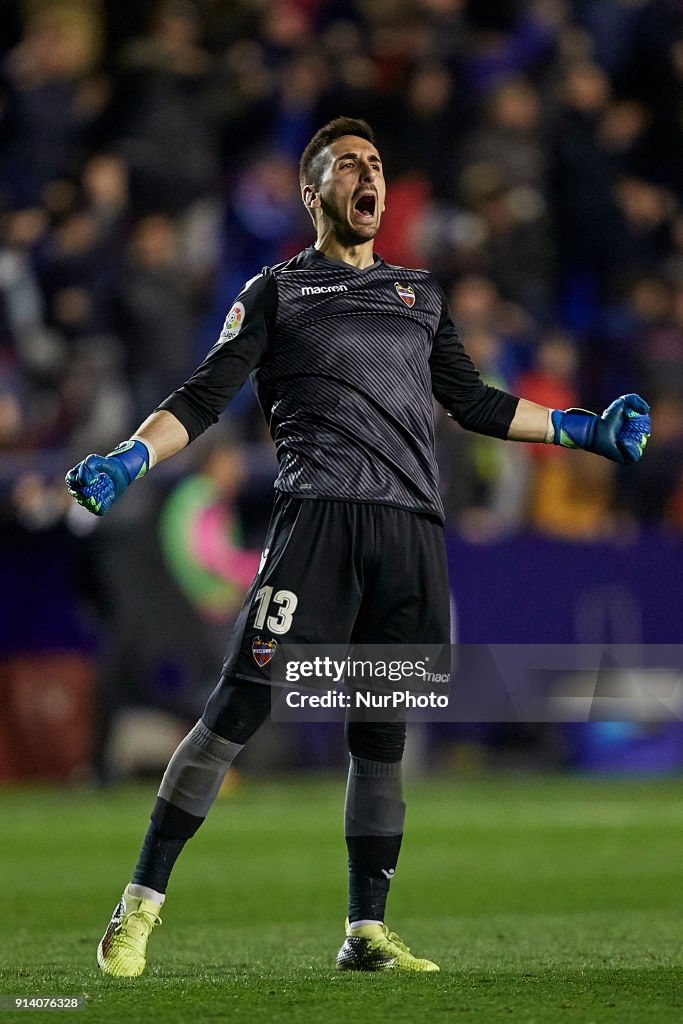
[344,755,406,837]
[157,720,243,817]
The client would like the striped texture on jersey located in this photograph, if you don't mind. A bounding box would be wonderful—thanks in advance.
[159,247,518,521]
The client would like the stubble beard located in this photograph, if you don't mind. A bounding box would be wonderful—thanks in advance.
[332,220,379,247]
[321,198,379,248]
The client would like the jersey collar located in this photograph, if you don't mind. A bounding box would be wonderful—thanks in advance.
[307,246,384,274]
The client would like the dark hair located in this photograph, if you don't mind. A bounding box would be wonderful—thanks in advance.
[299,117,376,188]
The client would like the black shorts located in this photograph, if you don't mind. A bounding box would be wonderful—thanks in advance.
[219,492,451,686]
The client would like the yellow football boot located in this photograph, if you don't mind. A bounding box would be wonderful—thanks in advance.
[336,920,440,972]
[97,885,162,977]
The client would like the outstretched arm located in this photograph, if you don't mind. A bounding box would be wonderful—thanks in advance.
[65,268,277,516]
[429,290,650,464]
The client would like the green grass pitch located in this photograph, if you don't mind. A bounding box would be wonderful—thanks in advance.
[0,774,681,1023]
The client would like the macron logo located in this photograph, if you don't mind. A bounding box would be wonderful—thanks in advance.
[301,284,348,296]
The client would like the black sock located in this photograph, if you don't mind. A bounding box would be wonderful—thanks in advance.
[346,833,403,923]
[131,798,204,894]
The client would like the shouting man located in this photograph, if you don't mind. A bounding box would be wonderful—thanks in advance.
[66,117,650,976]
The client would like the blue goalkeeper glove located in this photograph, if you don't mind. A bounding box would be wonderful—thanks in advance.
[65,439,152,516]
[551,393,650,464]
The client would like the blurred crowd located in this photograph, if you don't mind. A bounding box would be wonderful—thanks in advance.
[1,0,683,539]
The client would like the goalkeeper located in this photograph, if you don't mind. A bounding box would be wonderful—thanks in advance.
[65,117,650,977]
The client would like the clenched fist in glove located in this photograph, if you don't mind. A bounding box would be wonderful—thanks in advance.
[65,438,154,516]
[551,394,650,464]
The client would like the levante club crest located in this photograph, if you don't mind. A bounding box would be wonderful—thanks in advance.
[394,282,416,308]
[252,636,277,668]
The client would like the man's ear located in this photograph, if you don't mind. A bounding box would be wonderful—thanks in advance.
[302,185,321,209]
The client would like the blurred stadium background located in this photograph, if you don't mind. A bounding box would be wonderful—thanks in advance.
[1,0,683,786]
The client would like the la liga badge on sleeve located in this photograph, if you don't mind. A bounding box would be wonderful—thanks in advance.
[221,301,246,341]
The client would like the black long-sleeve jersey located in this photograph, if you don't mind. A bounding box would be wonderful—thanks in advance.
[158,246,519,521]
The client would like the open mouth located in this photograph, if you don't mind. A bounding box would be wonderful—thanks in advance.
[353,192,376,220]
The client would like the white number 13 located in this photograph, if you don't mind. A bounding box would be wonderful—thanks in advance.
[253,586,299,635]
